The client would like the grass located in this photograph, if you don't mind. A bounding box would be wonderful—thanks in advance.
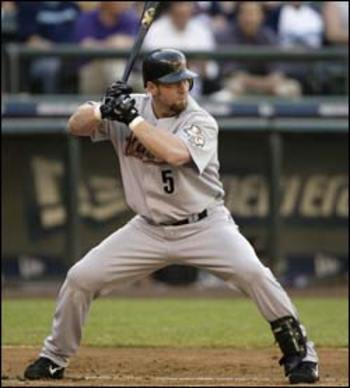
[2,298,348,348]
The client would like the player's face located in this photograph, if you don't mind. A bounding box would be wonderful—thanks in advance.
[148,80,191,116]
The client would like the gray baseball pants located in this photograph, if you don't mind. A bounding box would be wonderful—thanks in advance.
[40,205,318,367]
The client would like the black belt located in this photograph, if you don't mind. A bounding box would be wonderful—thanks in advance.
[161,209,208,226]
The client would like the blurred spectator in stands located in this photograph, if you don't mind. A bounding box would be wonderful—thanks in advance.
[74,1,139,95]
[323,2,348,46]
[16,1,80,93]
[2,2,17,34]
[143,1,220,97]
[277,1,324,49]
[2,1,15,13]
[275,2,325,94]
[318,1,348,94]
[214,2,301,100]
[195,1,236,34]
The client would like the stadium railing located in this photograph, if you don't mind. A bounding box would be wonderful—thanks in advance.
[4,44,349,93]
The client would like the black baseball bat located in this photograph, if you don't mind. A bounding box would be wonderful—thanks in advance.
[121,1,160,83]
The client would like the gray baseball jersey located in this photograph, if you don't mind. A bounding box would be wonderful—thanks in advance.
[89,94,225,224]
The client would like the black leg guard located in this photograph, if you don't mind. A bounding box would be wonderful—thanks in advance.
[270,316,307,376]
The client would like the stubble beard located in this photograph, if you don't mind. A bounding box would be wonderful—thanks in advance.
[169,98,188,116]
[153,92,188,117]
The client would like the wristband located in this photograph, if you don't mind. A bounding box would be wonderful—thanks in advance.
[93,103,102,120]
[129,116,145,131]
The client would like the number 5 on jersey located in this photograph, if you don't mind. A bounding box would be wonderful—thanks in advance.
[161,169,175,194]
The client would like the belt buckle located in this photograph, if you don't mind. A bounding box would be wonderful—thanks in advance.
[188,214,199,223]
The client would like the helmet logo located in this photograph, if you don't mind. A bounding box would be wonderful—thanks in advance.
[171,59,186,72]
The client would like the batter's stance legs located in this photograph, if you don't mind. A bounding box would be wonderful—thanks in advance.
[24,208,319,383]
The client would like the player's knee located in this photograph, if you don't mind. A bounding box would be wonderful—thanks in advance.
[66,264,86,290]
[66,261,100,293]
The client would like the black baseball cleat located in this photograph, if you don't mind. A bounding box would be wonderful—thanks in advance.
[288,361,319,384]
[24,357,64,380]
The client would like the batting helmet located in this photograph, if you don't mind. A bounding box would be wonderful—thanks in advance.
[142,48,198,89]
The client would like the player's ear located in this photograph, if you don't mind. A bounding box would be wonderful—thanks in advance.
[146,81,158,96]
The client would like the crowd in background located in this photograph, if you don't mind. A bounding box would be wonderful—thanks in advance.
[1,1,348,98]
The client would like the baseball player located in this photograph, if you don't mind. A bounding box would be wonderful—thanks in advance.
[24,48,319,384]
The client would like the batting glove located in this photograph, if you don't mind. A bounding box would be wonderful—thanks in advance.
[104,81,133,99]
[99,81,134,120]
[100,94,139,125]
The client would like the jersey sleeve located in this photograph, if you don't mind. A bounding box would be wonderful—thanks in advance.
[177,113,218,174]
[90,121,110,142]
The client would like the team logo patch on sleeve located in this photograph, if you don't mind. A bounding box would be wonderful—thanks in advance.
[184,125,206,148]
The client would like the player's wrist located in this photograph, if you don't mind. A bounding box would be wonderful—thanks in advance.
[129,116,145,131]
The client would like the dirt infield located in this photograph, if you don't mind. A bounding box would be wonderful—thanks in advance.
[2,346,348,386]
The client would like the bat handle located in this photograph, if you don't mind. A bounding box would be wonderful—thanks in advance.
[121,66,131,84]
